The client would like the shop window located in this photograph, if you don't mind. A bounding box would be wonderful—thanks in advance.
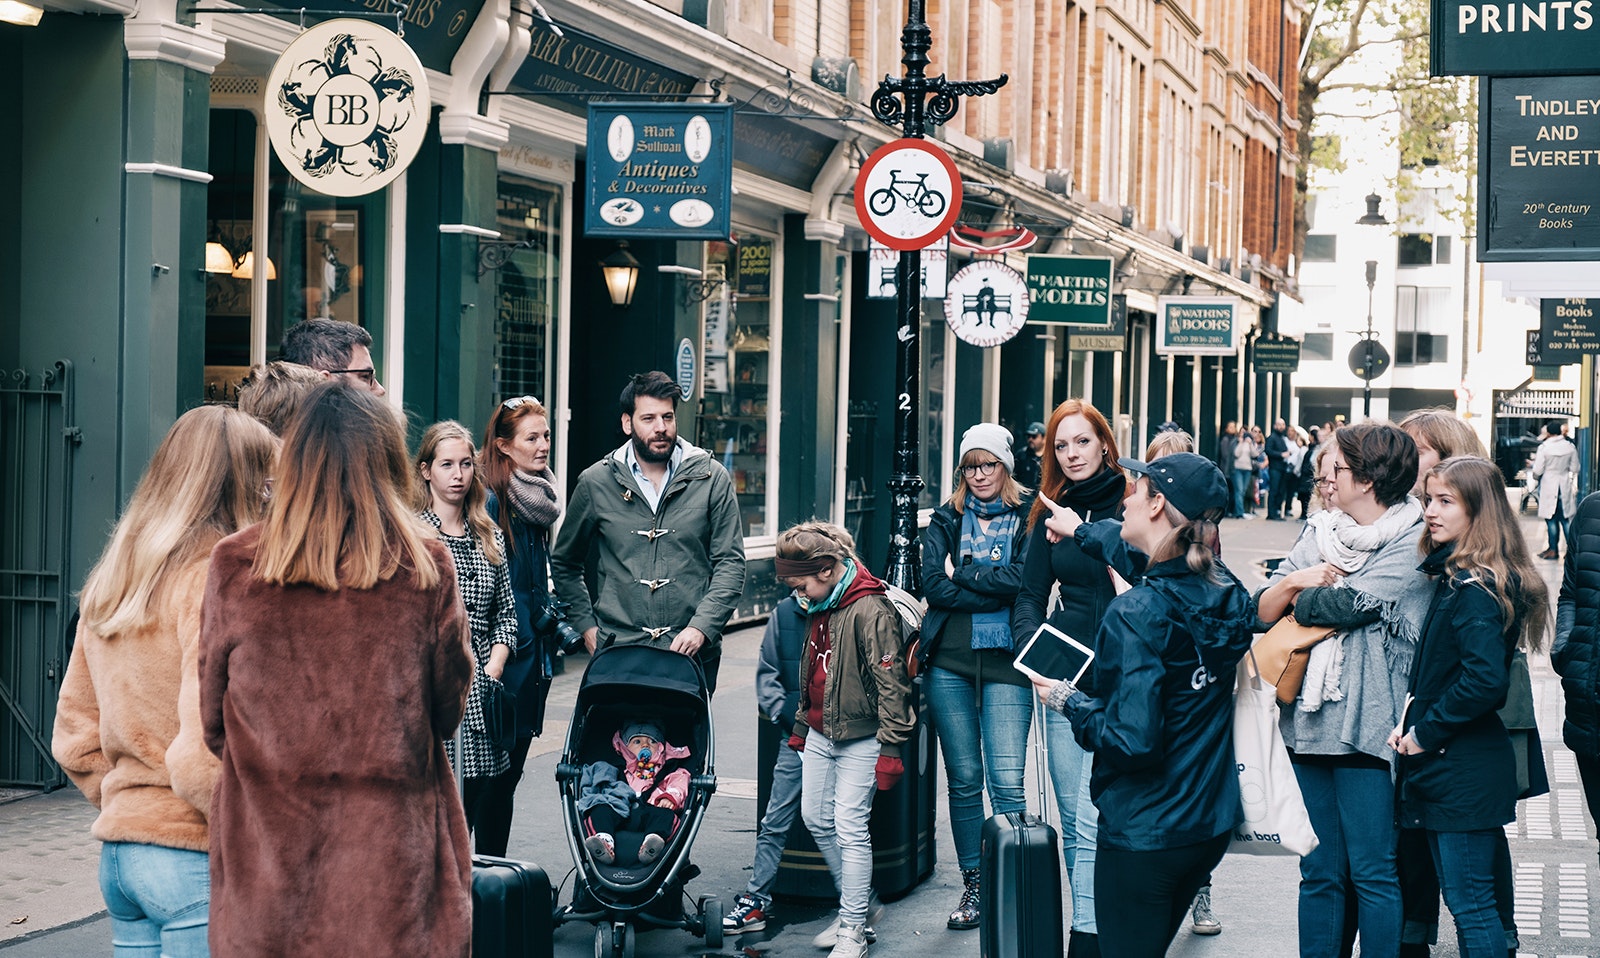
[697,235,775,537]
[1302,235,1336,262]
[1397,232,1452,267]
[208,107,384,398]
[491,176,562,404]
[1301,332,1333,361]
[1395,285,1450,365]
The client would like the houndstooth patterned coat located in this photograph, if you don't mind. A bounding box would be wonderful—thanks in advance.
[424,511,518,779]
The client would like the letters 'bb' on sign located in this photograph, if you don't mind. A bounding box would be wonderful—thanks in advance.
[854,139,964,251]
[264,20,432,198]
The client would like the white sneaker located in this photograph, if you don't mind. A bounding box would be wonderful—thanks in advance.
[812,896,883,949]
[828,923,869,958]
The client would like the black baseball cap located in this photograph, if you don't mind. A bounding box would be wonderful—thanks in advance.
[1117,452,1229,520]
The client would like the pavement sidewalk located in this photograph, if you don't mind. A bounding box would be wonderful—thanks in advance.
[4,512,1594,957]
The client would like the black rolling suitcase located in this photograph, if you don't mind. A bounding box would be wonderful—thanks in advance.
[978,699,1063,958]
[471,855,554,958]
[453,727,555,957]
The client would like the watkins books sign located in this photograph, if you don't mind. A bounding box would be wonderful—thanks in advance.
[1156,296,1242,355]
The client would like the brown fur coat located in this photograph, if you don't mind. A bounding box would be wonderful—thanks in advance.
[52,558,218,851]
[199,525,474,957]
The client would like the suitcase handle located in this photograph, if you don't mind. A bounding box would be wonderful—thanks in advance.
[1031,690,1053,825]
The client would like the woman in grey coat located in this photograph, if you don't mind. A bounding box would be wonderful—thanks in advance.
[1530,421,1576,559]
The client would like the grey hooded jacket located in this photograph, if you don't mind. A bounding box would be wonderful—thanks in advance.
[550,438,746,653]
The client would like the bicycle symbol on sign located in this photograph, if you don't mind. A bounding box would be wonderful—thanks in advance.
[868,170,948,219]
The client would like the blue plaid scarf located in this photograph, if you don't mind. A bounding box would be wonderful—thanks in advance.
[961,493,1020,650]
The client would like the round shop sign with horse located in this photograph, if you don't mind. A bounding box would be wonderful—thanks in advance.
[944,260,1030,347]
[265,20,431,197]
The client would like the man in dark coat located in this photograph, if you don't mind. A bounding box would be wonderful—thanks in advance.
[1555,492,1600,861]
[1014,421,1045,489]
[1264,418,1291,520]
[1217,421,1240,518]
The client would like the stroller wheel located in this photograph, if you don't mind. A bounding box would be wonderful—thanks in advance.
[594,921,634,958]
[699,896,723,949]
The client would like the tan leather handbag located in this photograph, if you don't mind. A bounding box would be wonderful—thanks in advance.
[1253,615,1338,706]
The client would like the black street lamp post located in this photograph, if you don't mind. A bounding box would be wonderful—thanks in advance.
[870,0,1006,592]
[1363,258,1377,417]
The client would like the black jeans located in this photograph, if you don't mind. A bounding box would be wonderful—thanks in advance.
[1576,752,1600,853]
[1095,832,1231,957]
[474,733,535,857]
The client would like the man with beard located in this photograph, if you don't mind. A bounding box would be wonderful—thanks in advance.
[552,371,746,692]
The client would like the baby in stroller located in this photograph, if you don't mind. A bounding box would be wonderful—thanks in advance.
[579,718,691,866]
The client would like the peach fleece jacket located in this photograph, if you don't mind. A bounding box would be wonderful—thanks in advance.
[52,558,217,852]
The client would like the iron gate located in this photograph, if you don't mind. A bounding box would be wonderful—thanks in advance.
[1,360,80,788]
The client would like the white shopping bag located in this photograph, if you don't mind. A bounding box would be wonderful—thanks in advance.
[1229,652,1319,856]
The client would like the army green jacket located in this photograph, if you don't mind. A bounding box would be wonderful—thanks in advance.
[550,439,746,653]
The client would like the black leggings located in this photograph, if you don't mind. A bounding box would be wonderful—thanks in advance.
[473,733,535,857]
[1095,833,1231,957]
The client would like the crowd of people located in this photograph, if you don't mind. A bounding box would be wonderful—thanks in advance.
[46,318,1595,958]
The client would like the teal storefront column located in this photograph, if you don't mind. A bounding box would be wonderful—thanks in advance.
[121,22,226,482]
[405,114,503,432]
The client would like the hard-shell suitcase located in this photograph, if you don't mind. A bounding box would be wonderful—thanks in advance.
[453,726,554,958]
[471,854,554,958]
[978,698,1064,958]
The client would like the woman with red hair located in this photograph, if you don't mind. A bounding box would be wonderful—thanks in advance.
[1010,399,1125,957]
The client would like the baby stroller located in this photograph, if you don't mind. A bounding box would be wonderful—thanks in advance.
[553,645,721,957]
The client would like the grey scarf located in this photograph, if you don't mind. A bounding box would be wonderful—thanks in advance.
[507,467,561,528]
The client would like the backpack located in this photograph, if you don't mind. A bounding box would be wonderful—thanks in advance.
[882,582,927,678]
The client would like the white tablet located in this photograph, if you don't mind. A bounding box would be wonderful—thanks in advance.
[1012,622,1095,686]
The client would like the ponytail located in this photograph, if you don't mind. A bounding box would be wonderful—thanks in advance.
[1154,508,1223,582]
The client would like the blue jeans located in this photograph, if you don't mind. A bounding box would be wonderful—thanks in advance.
[99,842,211,957]
[926,668,1031,870]
[1294,762,1401,958]
[1547,499,1570,552]
[747,733,804,905]
[1232,468,1254,516]
[802,731,880,926]
[1044,709,1097,932]
[1429,829,1506,958]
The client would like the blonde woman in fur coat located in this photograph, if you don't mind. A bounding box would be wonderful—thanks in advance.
[53,406,278,957]
[199,381,474,958]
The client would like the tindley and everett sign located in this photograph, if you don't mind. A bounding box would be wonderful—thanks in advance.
[1156,296,1241,355]
[1480,75,1600,261]
[1025,255,1114,327]
[1431,0,1600,76]
[585,103,734,239]
[1538,297,1600,362]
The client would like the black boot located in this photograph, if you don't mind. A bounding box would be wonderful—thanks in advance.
[947,868,980,930]
[1399,944,1430,958]
[1068,930,1101,957]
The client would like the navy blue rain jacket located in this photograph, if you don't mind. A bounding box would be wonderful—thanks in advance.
[1057,555,1256,851]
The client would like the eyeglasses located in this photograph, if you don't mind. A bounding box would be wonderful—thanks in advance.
[1317,464,1353,488]
[960,460,1003,478]
[502,395,542,410]
[329,367,377,385]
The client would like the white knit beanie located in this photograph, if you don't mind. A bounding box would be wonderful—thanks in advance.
[959,423,1015,473]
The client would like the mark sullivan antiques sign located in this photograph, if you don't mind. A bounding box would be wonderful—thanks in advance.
[1431,0,1600,76]
[1025,255,1114,326]
[1480,75,1600,260]
[1156,296,1241,355]
[585,103,735,239]
[264,21,432,198]
[514,21,695,101]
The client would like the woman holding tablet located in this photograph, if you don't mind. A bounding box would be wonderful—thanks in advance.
[1030,453,1254,958]
[1011,399,1124,956]
[918,423,1036,930]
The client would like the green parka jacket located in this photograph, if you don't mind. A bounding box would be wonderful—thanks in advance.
[550,439,746,653]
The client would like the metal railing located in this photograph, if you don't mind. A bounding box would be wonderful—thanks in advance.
[1,361,79,789]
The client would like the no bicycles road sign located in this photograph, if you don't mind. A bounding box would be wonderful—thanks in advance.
[855,138,964,251]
